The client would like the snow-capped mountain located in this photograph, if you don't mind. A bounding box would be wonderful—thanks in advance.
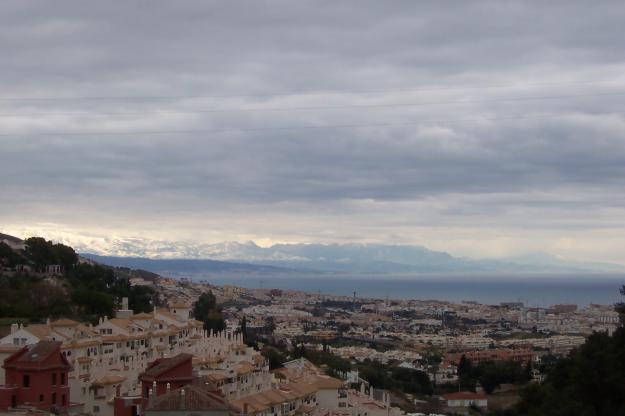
[4,228,623,274]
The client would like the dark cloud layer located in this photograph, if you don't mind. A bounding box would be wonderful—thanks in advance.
[1,1,625,262]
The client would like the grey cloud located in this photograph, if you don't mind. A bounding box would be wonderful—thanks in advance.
[1,1,625,261]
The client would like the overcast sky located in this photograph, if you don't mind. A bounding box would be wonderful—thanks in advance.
[1,1,625,263]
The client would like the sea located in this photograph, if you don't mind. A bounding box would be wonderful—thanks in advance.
[202,273,625,307]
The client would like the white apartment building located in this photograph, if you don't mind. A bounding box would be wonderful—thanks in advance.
[0,299,252,416]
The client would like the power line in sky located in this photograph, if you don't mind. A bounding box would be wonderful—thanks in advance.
[0,91,623,117]
[0,79,623,102]
[0,110,619,137]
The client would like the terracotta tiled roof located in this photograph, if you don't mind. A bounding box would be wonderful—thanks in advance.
[23,324,52,339]
[235,362,255,375]
[76,324,98,336]
[309,375,344,390]
[155,309,184,322]
[92,374,127,386]
[108,318,132,330]
[203,371,229,382]
[51,318,81,327]
[130,312,154,320]
[230,382,318,414]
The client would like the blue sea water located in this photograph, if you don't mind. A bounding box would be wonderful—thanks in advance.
[204,273,625,307]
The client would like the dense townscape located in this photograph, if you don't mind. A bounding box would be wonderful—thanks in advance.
[1,235,624,416]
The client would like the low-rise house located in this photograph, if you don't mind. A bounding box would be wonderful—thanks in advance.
[0,341,71,413]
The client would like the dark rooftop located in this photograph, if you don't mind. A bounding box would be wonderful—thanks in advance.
[142,353,193,379]
[19,341,62,363]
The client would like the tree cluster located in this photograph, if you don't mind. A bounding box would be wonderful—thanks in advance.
[358,359,433,396]
[0,237,157,323]
[192,291,226,333]
[457,355,531,394]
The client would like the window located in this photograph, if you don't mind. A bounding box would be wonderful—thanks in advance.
[52,373,57,385]
[39,394,44,402]
[61,373,65,385]
[52,393,56,405]
[93,406,100,413]
[23,375,30,388]
[62,394,66,406]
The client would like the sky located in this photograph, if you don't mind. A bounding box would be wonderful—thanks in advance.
[1,1,625,264]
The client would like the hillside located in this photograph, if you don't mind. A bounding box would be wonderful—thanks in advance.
[0,235,159,324]
[82,253,300,277]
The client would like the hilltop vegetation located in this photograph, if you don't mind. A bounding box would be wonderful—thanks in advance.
[0,236,158,324]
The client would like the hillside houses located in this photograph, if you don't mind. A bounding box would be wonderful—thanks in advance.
[0,299,252,416]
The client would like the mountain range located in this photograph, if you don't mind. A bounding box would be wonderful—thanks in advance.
[5,232,622,276]
[79,240,624,277]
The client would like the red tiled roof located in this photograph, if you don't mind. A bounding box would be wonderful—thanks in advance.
[140,353,193,380]
[4,341,71,371]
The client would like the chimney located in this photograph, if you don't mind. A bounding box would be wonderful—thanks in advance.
[46,318,51,327]
[244,403,249,415]
[10,323,18,334]
[153,381,157,396]
[148,388,155,407]
[180,389,186,410]
[166,383,171,393]
[122,297,129,310]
